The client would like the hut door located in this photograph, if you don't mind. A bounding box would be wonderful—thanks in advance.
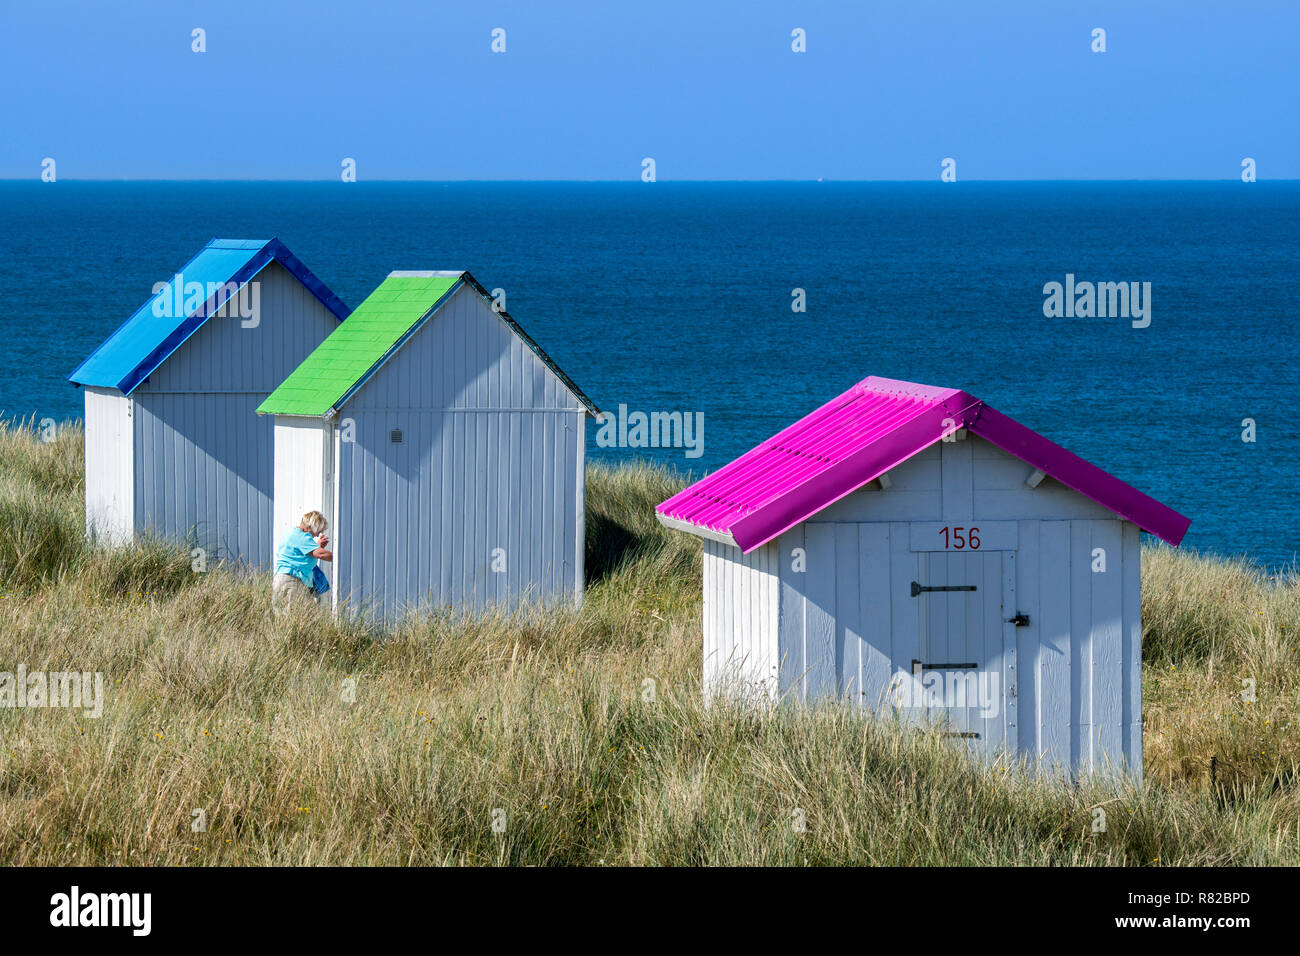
[911,551,1008,751]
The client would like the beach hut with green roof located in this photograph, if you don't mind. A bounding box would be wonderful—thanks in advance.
[258,270,598,620]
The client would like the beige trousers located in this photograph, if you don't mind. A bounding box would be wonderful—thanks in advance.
[272,573,315,611]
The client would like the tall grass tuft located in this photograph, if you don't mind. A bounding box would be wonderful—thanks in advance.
[0,419,87,591]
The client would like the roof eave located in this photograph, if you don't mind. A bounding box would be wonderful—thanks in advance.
[257,409,328,420]
[966,403,1191,546]
[457,271,600,417]
[263,238,351,323]
[654,511,740,549]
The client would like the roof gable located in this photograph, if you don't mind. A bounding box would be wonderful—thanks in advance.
[68,239,350,395]
[257,270,598,418]
[657,375,1190,551]
[258,273,461,417]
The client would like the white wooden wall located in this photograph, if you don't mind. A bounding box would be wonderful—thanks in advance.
[333,285,586,620]
[702,539,779,701]
[704,435,1144,779]
[82,386,133,545]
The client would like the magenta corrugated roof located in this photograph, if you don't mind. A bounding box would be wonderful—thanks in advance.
[657,375,1190,552]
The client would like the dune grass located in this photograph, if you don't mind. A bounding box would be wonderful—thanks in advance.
[0,418,1298,864]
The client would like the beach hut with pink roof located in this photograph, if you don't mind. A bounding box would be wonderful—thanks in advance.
[657,376,1190,779]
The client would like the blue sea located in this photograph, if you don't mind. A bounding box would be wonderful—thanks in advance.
[0,181,1295,568]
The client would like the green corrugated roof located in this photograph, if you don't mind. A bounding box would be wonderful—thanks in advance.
[257,274,460,417]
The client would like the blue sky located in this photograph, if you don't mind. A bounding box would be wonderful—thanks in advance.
[1,0,1295,180]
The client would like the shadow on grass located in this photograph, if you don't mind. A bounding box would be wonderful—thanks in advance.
[585,510,646,585]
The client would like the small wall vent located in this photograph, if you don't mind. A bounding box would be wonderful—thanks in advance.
[390,429,403,444]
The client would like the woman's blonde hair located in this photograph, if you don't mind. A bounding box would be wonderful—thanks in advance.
[300,511,328,535]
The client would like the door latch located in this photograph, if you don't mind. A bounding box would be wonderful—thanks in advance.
[1005,613,1030,627]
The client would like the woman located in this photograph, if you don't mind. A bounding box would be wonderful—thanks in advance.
[272,510,333,610]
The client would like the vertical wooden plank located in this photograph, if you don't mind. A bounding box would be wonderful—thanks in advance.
[1069,519,1094,772]
[1014,519,1040,756]
[452,411,466,607]
[1090,520,1124,776]
[719,541,732,686]
[1122,522,1143,780]
[803,524,838,701]
[858,524,892,711]
[889,522,920,721]
[835,525,861,700]
[437,411,453,603]
[493,410,507,606]
[944,552,962,668]
[725,544,737,689]
[978,552,1002,752]
[472,410,486,608]
[732,540,745,687]
[702,540,716,699]
[720,540,733,692]
[746,544,766,691]
[320,421,334,590]
[721,541,734,690]
[333,421,346,609]
[763,543,780,696]
[1038,521,1071,769]
[332,423,341,614]
[1001,550,1018,756]
[400,412,415,606]
[574,416,585,603]
[915,551,930,671]
[132,397,144,535]
[950,552,972,736]
[777,527,807,699]
[541,409,556,598]
[940,438,974,522]
[752,545,765,689]
[735,538,754,692]
[965,553,980,664]
[742,543,755,687]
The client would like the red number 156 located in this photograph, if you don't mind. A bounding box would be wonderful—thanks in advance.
[939,526,981,549]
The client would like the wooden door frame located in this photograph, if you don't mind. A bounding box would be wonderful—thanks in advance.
[905,541,1019,756]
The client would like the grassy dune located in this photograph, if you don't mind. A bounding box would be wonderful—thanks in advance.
[1,418,1298,865]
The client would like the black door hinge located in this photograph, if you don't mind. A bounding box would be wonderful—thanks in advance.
[913,659,978,672]
[911,581,977,597]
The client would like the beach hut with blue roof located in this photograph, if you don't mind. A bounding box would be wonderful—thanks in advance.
[69,238,350,565]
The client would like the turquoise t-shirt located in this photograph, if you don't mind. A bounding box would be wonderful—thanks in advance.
[274,527,319,586]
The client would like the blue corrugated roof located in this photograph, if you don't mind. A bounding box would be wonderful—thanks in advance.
[69,238,351,395]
